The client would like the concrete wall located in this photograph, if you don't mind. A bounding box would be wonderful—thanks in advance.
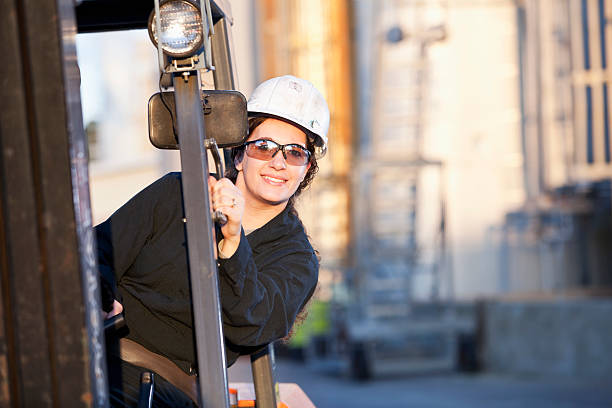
[483,298,612,379]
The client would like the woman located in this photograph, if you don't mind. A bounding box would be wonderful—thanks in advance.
[97,75,330,406]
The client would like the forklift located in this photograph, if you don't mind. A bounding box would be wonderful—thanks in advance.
[0,0,311,406]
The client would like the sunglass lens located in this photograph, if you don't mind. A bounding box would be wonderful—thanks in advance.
[284,145,310,165]
[245,140,310,165]
[247,140,277,160]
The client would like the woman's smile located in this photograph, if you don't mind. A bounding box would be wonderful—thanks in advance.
[261,174,288,185]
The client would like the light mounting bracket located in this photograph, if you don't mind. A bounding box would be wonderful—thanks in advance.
[152,0,215,74]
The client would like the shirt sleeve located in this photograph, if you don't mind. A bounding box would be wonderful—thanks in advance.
[95,174,180,309]
[217,229,319,348]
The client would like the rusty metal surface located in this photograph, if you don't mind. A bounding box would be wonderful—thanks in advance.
[1,0,57,403]
[0,0,105,405]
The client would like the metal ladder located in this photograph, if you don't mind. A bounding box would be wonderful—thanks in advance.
[349,0,452,378]
[362,0,447,319]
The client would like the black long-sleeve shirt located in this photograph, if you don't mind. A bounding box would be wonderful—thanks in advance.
[96,172,318,373]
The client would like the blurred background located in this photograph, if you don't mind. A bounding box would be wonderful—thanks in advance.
[76,0,612,406]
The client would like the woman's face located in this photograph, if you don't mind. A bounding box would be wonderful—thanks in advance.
[235,118,311,207]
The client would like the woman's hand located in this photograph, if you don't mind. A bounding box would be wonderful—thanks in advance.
[103,299,123,320]
[209,176,244,257]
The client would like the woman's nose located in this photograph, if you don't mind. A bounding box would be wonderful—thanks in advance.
[269,149,287,169]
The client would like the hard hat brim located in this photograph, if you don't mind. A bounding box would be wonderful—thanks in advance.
[248,112,326,148]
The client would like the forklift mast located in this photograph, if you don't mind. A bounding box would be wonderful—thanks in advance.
[0,0,277,406]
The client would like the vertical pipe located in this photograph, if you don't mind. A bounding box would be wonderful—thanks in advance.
[586,0,605,165]
[581,0,595,164]
[516,3,530,199]
[250,345,279,408]
[586,85,594,163]
[569,0,588,169]
[602,0,612,163]
[604,84,610,163]
[534,0,545,194]
[599,0,611,163]
[211,17,238,90]
[211,16,238,167]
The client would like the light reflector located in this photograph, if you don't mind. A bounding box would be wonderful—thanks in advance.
[149,0,203,58]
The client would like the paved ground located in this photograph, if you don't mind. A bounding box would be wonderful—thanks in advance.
[228,356,612,408]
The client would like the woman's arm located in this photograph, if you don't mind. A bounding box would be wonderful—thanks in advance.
[218,232,318,348]
[95,173,181,312]
[208,175,319,347]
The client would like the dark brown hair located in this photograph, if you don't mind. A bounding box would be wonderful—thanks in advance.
[225,116,319,209]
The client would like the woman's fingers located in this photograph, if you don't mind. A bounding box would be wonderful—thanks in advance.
[209,178,244,239]
[104,299,124,320]
[211,179,243,210]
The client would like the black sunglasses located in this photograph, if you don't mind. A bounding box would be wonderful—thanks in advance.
[243,139,311,166]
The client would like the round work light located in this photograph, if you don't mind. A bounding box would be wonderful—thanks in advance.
[148,0,204,58]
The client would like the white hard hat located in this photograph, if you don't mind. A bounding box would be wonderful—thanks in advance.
[247,75,330,157]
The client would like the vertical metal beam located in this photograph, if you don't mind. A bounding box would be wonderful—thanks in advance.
[603,0,612,164]
[58,0,110,405]
[212,16,238,89]
[586,0,605,165]
[211,15,239,165]
[174,73,229,408]
[569,0,588,169]
[211,15,281,406]
[0,0,106,406]
[0,0,53,401]
[519,0,545,199]
[250,345,279,408]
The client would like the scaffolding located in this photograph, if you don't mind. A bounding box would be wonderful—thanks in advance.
[342,0,470,379]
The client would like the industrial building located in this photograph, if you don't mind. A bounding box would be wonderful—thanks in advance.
[76,0,612,382]
[1,0,611,406]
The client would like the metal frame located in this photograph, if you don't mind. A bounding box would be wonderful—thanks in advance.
[165,3,233,406]
[159,1,278,406]
[1,0,280,406]
[250,345,279,408]
[173,72,229,408]
[0,0,107,405]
